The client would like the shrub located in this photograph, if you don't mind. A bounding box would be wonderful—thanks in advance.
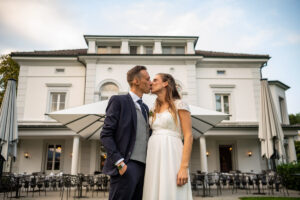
[276,162,300,191]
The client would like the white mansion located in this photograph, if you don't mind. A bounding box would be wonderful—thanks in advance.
[11,35,298,175]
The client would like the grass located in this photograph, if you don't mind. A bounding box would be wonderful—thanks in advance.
[240,198,300,200]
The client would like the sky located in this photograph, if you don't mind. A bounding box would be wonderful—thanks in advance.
[0,0,299,113]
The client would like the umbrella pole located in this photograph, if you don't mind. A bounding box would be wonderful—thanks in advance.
[271,137,277,171]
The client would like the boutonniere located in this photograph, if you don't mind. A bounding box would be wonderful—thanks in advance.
[149,110,153,117]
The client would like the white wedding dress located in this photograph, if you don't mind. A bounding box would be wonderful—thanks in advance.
[143,99,193,200]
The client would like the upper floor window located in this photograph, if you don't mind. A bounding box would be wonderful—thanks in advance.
[111,46,120,54]
[145,46,153,54]
[100,82,119,101]
[50,92,66,112]
[98,46,120,54]
[162,46,185,54]
[279,97,287,124]
[130,46,138,54]
[175,46,185,54]
[98,46,108,54]
[162,46,172,54]
[217,70,226,75]
[215,94,230,120]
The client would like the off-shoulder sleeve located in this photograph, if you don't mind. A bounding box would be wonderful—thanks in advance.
[175,99,190,112]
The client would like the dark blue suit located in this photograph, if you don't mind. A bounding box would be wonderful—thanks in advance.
[100,94,149,200]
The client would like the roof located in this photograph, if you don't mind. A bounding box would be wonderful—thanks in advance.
[268,80,290,90]
[11,48,270,59]
[11,49,87,57]
[195,50,270,59]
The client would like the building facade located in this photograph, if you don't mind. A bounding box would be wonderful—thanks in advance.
[11,35,298,175]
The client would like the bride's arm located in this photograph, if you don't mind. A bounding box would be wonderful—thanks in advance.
[177,109,193,186]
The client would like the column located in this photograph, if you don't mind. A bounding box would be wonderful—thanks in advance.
[199,136,208,172]
[153,40,162,54]
[288,137,297,162]
[71,135,80,175]
[121,39,129,54]
[186,40,195,54]
[139,45,145,54]
[88,40,96,54]
[89,140,98,174]
[84,60,97,104]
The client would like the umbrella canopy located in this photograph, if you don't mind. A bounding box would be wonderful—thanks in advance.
[0,79,18,161]
[48,94,228,140]
[259,79,286,163]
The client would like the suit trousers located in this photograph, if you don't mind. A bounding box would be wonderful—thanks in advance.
[109,160,145,200]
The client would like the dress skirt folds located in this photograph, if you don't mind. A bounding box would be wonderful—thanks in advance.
[142,100,193,200]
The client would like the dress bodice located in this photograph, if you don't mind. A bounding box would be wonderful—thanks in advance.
[150,99,190,137]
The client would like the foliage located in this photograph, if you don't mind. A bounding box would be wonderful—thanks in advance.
[289,113,300,125]
[276,162,300,191]
[295,141,300,162]
[0,54,20,107]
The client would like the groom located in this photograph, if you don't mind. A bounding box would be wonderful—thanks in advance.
[100,65,152,200]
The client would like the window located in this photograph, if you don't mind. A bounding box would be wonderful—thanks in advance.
[279,97,287,123]
[163,46,185,54]
[50,92,66,112]
[130,46,138,54]
[46,144,62,171]
[55,68,65,73]
[215,94,230,120]
[175,46,185,54]
[217,70,226,75]
[98,46,108,54]
[99,82,119,101]
[145,46,153,54]
[111,46,120,54]
[162,46,172,54]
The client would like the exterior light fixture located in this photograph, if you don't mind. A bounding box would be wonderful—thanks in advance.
[248,151,252,157]
[24,152,30,159]
[206,151,210,157]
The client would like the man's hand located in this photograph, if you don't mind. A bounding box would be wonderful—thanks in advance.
[117,161,127,176]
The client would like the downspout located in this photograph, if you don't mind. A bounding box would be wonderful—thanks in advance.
[77,56,87,105]
[260,61,268,80]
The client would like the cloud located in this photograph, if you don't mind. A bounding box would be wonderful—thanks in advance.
[0,0,84,50]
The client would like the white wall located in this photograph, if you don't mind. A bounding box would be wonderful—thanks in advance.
[269,84,289,124]
[16,139,44,174]
[196,63,261,122]
[94,61,195,103]
[17,61,85,121]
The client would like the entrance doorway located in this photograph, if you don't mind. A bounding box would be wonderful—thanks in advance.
[219,145,233,172]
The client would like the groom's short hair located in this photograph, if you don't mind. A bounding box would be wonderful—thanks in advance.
[127,65,147,86]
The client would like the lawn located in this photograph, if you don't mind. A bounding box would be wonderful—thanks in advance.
[240,198,300,200]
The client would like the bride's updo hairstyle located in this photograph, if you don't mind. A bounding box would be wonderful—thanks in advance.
[152,73,181,126]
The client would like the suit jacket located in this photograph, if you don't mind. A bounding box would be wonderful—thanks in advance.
[100,94,149,176]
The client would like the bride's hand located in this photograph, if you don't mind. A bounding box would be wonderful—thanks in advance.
[177,167,188,186]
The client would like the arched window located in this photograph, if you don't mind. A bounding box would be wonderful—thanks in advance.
[99,82,119,101]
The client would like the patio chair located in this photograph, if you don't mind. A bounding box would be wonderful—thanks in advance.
[214,173,222,195]
[30,176,37,197]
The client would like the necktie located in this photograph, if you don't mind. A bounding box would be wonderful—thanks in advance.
[137,99,147,122]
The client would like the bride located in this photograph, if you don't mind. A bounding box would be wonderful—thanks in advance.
[143,73,193,200]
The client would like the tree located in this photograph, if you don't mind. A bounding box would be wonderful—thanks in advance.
[0,54,20,107]
[289,113,300,125]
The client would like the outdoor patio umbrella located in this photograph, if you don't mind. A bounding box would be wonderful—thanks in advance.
[47,94,229,140]
[258,79,286,168]
[0,79,18,174]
